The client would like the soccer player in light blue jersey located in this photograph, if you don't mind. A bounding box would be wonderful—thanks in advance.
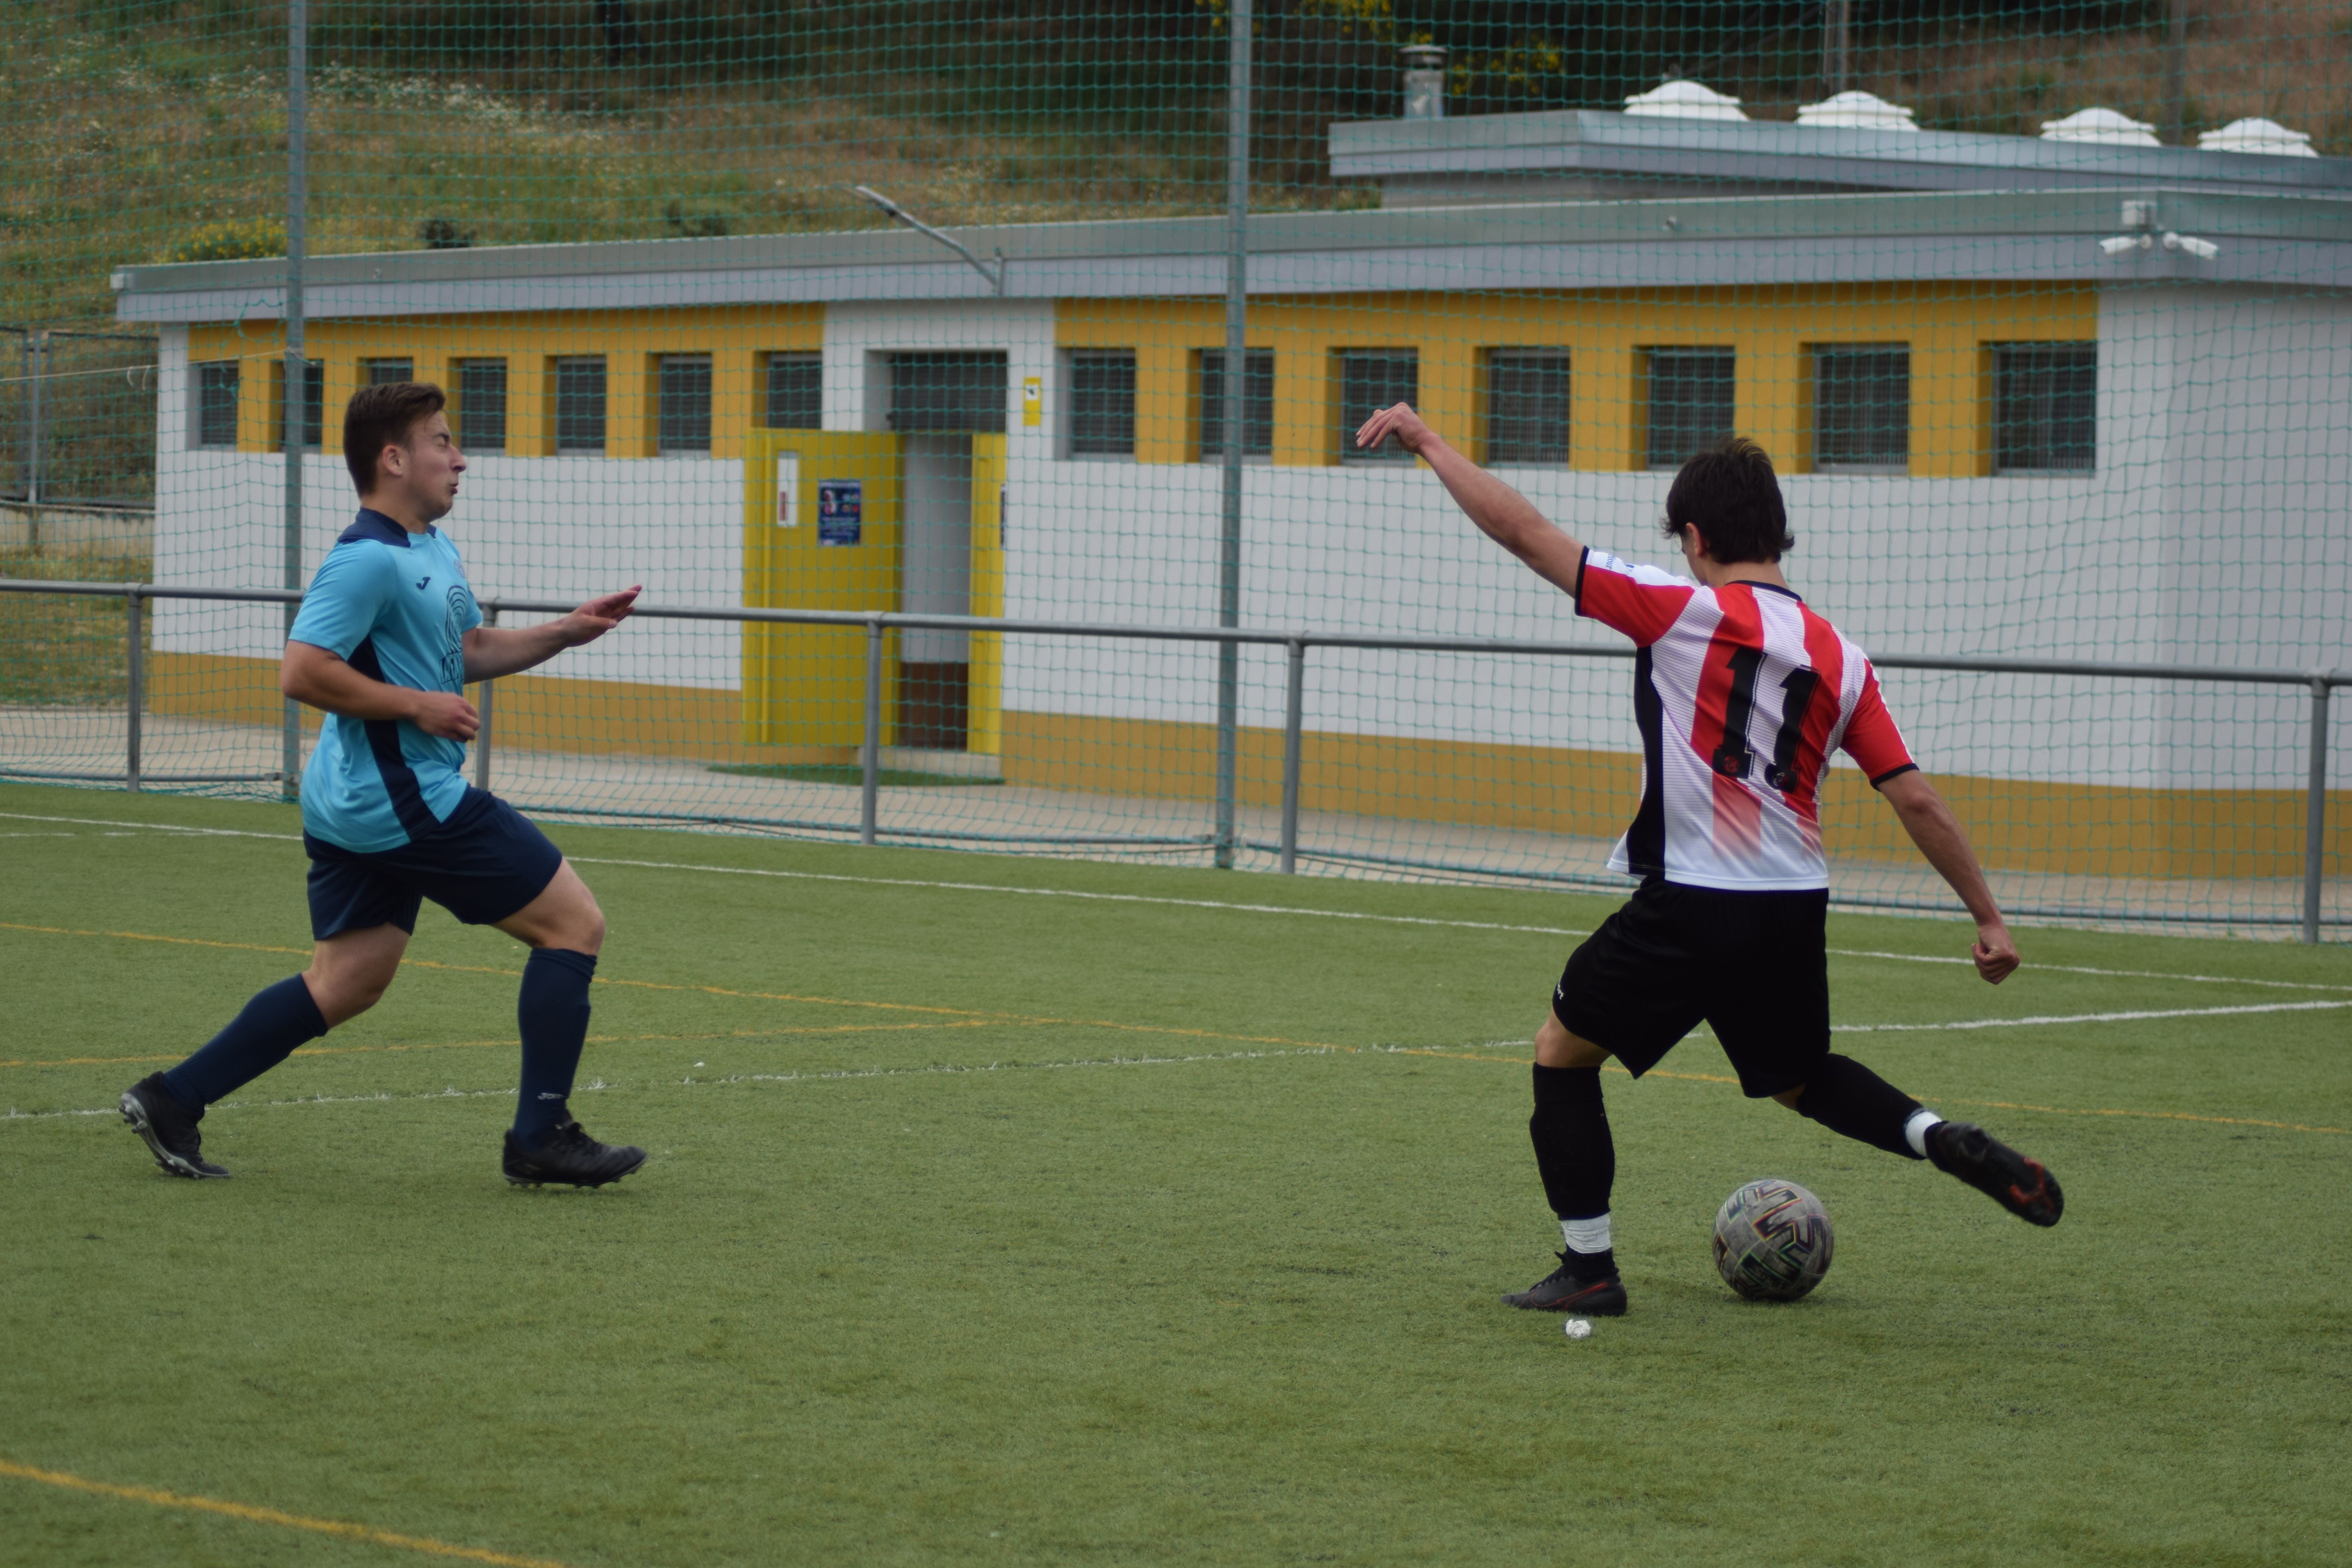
[120,381,647,1187]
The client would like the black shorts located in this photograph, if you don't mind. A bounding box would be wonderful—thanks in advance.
[304,788,564,940]
[1551,877,1830,1099]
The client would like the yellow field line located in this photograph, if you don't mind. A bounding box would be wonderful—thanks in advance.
[8,921,2339,1135]
[0,1020,1002,1070]
[0,1457,572,1568]
[1393,1045,2348,1134]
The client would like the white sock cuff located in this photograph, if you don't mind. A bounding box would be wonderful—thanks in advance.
[1561,1213,1612,1254]
[1904,1109,1943,1158]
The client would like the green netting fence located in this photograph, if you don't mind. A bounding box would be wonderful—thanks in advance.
[2,0,2347,937]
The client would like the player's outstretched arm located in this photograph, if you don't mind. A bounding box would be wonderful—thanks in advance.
[1877,770,2021,984]
[281,641,478,740]
[462,587,641,683]
[1352,404,1586,597]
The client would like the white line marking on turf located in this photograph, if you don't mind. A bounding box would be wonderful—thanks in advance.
[1819,947,2352,993]
[9,809,2346,993]
[1834,998,2352,1031]
[2,1047,1332,1122]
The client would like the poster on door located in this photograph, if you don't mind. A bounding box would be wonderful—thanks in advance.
[817,479,862,546]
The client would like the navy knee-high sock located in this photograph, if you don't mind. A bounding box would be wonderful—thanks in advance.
[1530,1063,1614,1222]
[161,976,329,1108]
[514,948,597,1143]
[1794,1053,1926,1159]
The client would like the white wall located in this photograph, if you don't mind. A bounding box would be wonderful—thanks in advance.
[151,452,743,690]
[145,285,2351,789]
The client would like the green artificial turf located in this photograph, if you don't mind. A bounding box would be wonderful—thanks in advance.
[2,780,2348,1568]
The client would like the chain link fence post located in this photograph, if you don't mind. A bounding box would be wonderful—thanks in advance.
[1212,0,1250,870]
[278,0,307,802]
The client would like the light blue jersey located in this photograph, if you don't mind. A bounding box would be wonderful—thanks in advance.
[289,509,483,853]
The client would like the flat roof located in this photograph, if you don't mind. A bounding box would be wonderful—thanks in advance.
[1329,109,2352,200]
[114,186,2352,324]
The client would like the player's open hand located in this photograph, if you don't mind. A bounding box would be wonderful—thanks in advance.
[1354,403,1434,458]
[409,689,479,742]
[1972,921,2020,985]
[559,586,642,647]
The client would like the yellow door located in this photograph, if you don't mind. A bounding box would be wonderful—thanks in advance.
[742,429,904,747]
[967,432,1006,758]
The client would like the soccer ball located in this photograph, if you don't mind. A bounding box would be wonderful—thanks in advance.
[1712,1178,1835,1301]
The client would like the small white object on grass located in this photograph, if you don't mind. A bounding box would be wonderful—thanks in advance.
[1563,1318,1593,1339]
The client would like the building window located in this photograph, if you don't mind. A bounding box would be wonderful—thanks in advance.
[554,356,606,454]
[1811,346,1909,472]
[1484,350,1571,465]
[456,359,506,453]
[1196,348,1272,460]
[1338,349,1419,463]
[361,358,414,387]
[1645,349,1735,470]
[1066,350,1136,458]
[194,361,239,448]
[888,352,1007,432]
[764,352,822,429]
[271,359,323,450]
[657,353,713,455]
[1994,343,2096,474]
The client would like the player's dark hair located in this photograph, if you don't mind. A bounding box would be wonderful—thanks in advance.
[1661,436,1795,564]
[344,381,447,494]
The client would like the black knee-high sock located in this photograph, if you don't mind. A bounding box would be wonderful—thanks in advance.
[1530,1064,1614,1221]
[514,948,597,1142]
[1794,1053,1926,1158]
[161,975,329,1107]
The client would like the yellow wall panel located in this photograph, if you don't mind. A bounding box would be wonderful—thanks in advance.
[192,305,823,461]
[1055,283,2095,475]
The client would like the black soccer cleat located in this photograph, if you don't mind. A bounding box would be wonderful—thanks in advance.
[120,1073,229,1180]
[1927,1120,2063,1227]
[502,1121,646,1189]
[1501,1251,1628,1316]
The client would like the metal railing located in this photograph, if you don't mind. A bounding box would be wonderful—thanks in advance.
[2,577,2344,941]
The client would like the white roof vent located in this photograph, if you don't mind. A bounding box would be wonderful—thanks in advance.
[2198,117,2316,157]
[1623,80,1748,121]
[2040,107,2160,147]
[1796,90,1919,131]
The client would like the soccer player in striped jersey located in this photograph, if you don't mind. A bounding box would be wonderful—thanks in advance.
[1351,408,2062,1319]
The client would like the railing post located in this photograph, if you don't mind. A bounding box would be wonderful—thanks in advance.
[861,615,884,847]
[1280,636,1304,874]
[2306,677,2332,946]
[474,603,495,792]
[125,586,143,793]
[25,331,42,512]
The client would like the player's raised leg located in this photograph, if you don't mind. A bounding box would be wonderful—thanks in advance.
[1502,1013,1630,1315]
[492,857,643,1189]
[120,922,408,1180]
[1770,1065,2063,1226]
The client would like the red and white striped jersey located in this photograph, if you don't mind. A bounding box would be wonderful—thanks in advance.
[1575,547,1917,891]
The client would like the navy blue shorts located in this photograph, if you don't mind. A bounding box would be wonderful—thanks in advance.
[1552,877,1831,1100]
[305,788,564,940]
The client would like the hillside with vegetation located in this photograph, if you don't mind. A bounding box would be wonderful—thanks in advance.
[6,0,2349,332]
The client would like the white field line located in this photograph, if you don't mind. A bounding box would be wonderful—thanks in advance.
[8,809,2348,993]
[3,1047,1332,1122]
[1833,998,2352,1031]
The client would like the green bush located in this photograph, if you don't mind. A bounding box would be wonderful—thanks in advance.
[165,218,285,263]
